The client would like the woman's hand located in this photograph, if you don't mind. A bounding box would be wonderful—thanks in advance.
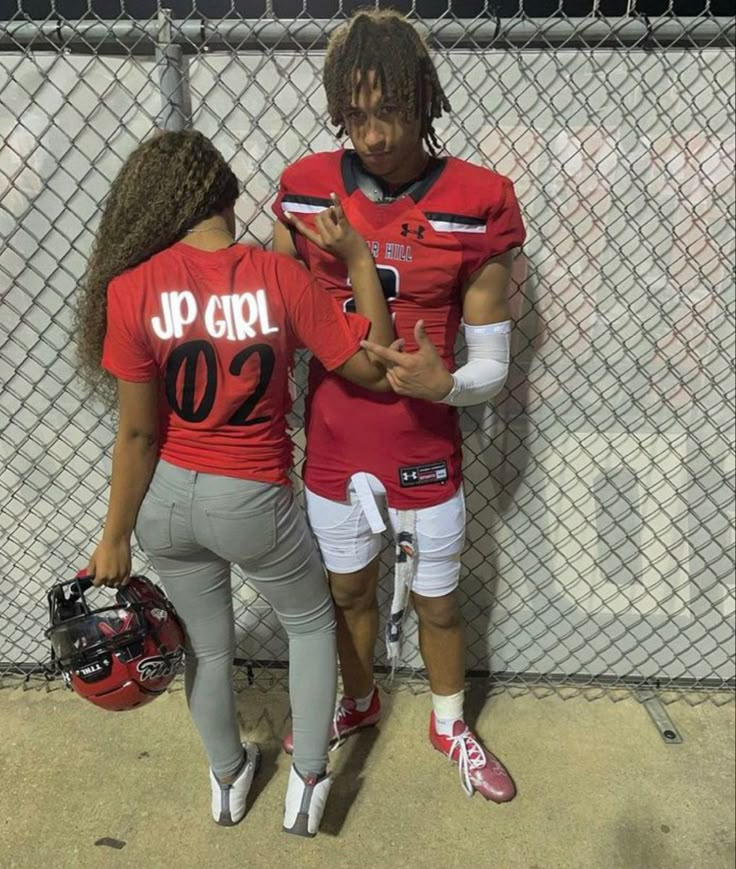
[87,536,132,587]
[285,193,370,267]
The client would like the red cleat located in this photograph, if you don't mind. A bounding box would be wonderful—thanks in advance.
[283,686,382,755]
[429,713,516,803]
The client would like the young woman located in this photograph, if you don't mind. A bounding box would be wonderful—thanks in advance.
[74,129,394,837]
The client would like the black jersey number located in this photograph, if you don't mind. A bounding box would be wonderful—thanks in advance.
[164,340,275,426]
[227,344,275,426]
[343,264,399,314]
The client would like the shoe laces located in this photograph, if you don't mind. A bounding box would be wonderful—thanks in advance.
[330,698,353,749]
[447,729,487,797]
[335,699,352,724]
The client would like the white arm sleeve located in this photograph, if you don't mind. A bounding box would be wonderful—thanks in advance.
[439,321,511,407]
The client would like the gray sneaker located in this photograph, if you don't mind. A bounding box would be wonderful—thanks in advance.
[209,742,261,826]
[282,765,332,837]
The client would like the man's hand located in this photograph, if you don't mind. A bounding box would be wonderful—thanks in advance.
[284,193,369,267]
[87,537,132,588]
[360,320,454,402]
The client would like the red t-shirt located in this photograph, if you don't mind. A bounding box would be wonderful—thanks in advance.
[273,149,526,508]
[101,242,369,486]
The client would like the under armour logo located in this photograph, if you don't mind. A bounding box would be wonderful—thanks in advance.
[402,470,418,482]
[400,223,425,239]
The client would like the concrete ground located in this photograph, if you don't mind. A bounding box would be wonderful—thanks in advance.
[0,684,733,869]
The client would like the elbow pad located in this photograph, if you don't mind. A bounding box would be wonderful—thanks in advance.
[439,321,511,407]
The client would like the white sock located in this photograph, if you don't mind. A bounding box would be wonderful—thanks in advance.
[432,690,465,736]
[353,685,376,712]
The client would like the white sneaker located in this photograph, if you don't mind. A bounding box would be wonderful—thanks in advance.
[209,742,260,826]
[282,765,332,838]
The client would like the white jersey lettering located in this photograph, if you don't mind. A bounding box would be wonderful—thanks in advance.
[151,290,280,342]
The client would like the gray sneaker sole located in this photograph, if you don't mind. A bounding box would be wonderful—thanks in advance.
[283,811,315,838]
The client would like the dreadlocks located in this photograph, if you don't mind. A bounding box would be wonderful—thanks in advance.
[75,129,238,406]
[323,8,451,155]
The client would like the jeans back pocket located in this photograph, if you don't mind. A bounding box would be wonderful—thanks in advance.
[203,505,277,565]
[134,494,175,554]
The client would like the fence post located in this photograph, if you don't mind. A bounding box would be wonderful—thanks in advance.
[156,7,191,131]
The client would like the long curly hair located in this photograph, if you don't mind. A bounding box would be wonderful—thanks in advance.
[74,129,238,405]
[324,8,451,154]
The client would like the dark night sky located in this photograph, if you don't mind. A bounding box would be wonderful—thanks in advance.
[4,0,734,21]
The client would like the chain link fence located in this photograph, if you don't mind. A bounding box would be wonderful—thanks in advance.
[1,1,734,702]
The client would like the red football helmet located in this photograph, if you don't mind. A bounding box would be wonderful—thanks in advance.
[46,572,185,712]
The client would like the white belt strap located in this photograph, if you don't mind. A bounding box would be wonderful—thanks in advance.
[351,472,387,533]
[349,473,417,676]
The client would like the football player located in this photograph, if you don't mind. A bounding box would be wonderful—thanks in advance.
[273,8,526,802]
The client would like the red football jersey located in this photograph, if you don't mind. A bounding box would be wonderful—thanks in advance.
[273,149,526,509]
[101,242,370,486]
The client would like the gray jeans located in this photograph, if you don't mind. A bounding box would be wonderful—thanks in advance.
[134,460,336,778]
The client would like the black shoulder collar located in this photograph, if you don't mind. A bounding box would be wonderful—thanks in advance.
[341,150,446,204]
